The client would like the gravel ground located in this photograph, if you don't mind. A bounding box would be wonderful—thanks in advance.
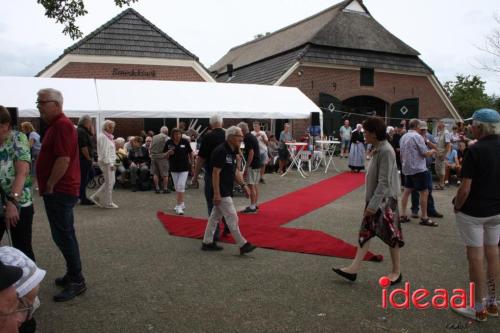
[5,159,497,333]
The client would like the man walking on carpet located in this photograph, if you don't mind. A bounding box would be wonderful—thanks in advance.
[201,126,257,255]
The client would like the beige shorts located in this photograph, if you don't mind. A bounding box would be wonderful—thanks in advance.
[151,156,169,177]
[434,158,445,176]
[247,168,260,185]
[455,212,500,247]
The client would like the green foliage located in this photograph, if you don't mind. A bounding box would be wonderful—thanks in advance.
[443,74,495,119]
[38,0,139,39]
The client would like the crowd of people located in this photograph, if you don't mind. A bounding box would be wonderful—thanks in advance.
[0,86,498,331]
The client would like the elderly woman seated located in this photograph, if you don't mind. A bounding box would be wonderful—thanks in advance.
[114,137,130,184]
[445,148,461,186]
[128,136,151,192]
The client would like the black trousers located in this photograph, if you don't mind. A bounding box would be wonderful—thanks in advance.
[0,204,35,261]
[79,158,93,200]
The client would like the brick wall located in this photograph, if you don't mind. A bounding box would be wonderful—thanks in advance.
[53,62,205,82]
[281,66,452,137]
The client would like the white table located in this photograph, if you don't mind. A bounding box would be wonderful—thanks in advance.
[315,140,341,173]
[281,142,308,178]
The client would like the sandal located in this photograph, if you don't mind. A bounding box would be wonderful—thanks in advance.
[420,218,438,227]
[399,215,410,223]
[434,185,445,190]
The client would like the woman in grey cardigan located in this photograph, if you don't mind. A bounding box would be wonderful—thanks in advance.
[333,117,404,285]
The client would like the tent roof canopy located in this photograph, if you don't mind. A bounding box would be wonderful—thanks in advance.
[0,76,319,119]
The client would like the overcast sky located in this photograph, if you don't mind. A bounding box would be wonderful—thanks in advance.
[1,0,499,94]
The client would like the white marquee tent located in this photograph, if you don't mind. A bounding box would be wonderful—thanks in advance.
[0,76,321,131]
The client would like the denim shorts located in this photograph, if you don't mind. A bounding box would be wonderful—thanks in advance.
[404,171,428,191]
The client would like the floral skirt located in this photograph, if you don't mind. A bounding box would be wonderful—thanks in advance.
[358,197,404,248]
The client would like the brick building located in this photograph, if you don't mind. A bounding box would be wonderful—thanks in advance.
[211,0,460,138]
[34,8,213,137]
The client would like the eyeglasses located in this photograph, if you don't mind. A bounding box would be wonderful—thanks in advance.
[0,296,33,322]
[36,100,56,106]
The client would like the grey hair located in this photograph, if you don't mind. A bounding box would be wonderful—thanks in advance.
[37,88,63,105]
[472,120,500,136]
[114,137,125,146]
[102,120,115,131]
[78,115,92,126]
[160,126,169,134]
[225,126,240,140]
[408,119,421,130]
[210,114,223,126]
[237,122,249,133]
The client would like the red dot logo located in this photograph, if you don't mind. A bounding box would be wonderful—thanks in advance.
[379,276,391,288]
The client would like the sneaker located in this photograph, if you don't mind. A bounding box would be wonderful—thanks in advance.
[428,212,444,218]
[54,275,70,287]
[104,203,119,209]
[486,302,498,317]
[175,206,184,215]
[241,206,258,214]
[452,307,488,322]
[240,242,257,255]
[201,242,223,251]
[180,203,185,210]
[89,196,103,208]
[53,281,87,302]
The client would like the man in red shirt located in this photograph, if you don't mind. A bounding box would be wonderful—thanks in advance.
[36,88,86,302]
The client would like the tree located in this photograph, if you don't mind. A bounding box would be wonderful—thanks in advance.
[38,0,139,40]
[444,74,493,118]
[477,15,500,73]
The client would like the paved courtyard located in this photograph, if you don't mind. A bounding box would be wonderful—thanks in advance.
[8,159,498,332]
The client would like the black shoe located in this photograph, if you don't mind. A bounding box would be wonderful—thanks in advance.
[332,268,357,282]
[80,199,95,206]
[53,281,87,302]
[259,178,265,184]
[390,273,403,286]
[240,242,257,255]
[163,189,171,194]
[428,212,444,218]
[201,242,223,251]
[54,275,70,287]
[155,188,160,194]
[241,206,258,214]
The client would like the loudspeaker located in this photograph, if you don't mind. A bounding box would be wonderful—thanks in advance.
[7,107,18,128]
[311,112,320,126]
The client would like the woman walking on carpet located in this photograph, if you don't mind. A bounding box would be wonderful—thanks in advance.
[348,124,365,172]
[333,117,403,285]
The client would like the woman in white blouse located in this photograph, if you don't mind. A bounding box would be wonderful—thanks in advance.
[90,120,118,208]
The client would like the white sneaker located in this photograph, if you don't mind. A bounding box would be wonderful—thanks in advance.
[176,206,184,215]
[89,196,103,208]
[180,203,185,210]
[104,203,119,209]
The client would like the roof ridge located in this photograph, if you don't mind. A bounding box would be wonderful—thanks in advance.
[226,0,349,52]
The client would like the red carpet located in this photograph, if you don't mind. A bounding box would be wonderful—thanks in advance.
[157,172,383,261]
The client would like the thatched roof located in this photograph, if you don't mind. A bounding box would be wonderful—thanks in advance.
[38,8,201,76]
[211,0,420,76]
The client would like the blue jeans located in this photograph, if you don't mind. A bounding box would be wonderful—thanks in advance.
[43,192,84,283]
[411,170,437,215]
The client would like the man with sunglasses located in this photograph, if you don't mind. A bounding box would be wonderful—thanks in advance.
[36,88,86,302]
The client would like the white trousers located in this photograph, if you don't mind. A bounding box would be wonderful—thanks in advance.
[203,197,247,247]
[171,171,189,193]
[93,162,115,207]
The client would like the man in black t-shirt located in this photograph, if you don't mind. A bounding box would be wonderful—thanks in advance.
[453,108,500,321]
[77,115,94,205]
[238,122,260,214]
[193,115,226,216]
[201,126,257,255]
